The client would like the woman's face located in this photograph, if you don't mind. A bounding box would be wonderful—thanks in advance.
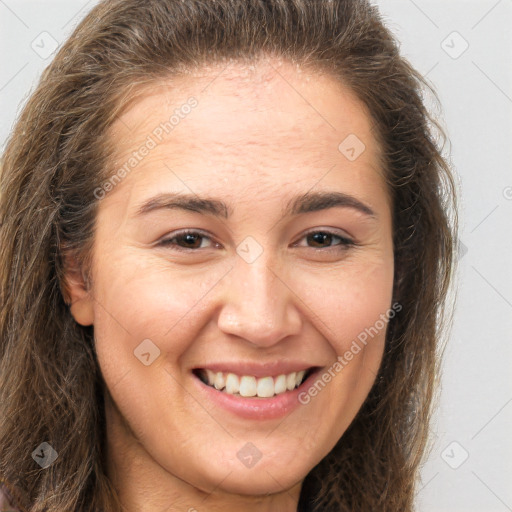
[68,59,394,504]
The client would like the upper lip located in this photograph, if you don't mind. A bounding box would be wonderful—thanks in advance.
[193,361,320,379]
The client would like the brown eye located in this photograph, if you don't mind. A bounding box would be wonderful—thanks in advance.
[158,230,216,251]
[297,230,355,251]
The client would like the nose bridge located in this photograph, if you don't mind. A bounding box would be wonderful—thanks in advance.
[217,249,302,347]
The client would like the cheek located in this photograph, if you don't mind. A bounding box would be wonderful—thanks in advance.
[90,251,231,379]
[274,260,394,456]
[292,256,394,354]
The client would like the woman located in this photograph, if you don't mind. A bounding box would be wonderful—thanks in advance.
[0,0,458,510]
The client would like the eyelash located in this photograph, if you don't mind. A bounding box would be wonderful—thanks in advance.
[157,229,356,252]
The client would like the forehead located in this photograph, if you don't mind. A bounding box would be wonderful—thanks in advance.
[105,58,387,207]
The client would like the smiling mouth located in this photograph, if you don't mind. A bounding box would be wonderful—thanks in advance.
[193,368,316,398]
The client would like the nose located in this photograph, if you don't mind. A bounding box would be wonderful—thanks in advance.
[216,253,303,348]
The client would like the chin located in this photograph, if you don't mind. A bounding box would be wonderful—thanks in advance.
[202,463,305,496]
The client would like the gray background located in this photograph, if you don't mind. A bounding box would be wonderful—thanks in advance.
[1,1,511,510]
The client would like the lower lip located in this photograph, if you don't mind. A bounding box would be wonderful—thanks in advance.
[192,370,320,420]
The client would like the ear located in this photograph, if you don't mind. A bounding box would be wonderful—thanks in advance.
[61,251,95,327]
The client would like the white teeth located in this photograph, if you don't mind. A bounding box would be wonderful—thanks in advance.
[214,371,225,390]
[225,373,239,394]
[239,376,257,397]
[206,369,215,385]
[274,374,287,394]
[257,376,275,398]
[286,372,297,391]
[199,369,309,397]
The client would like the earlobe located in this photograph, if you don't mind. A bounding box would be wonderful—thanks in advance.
[69,293,95,327]
[61,252,95,327]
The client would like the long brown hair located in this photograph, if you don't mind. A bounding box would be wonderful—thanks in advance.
[0,0,458,510]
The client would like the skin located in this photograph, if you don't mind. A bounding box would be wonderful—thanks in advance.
[65,57,394,512]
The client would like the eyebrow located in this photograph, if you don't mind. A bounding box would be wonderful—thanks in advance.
[134,190,377,219]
